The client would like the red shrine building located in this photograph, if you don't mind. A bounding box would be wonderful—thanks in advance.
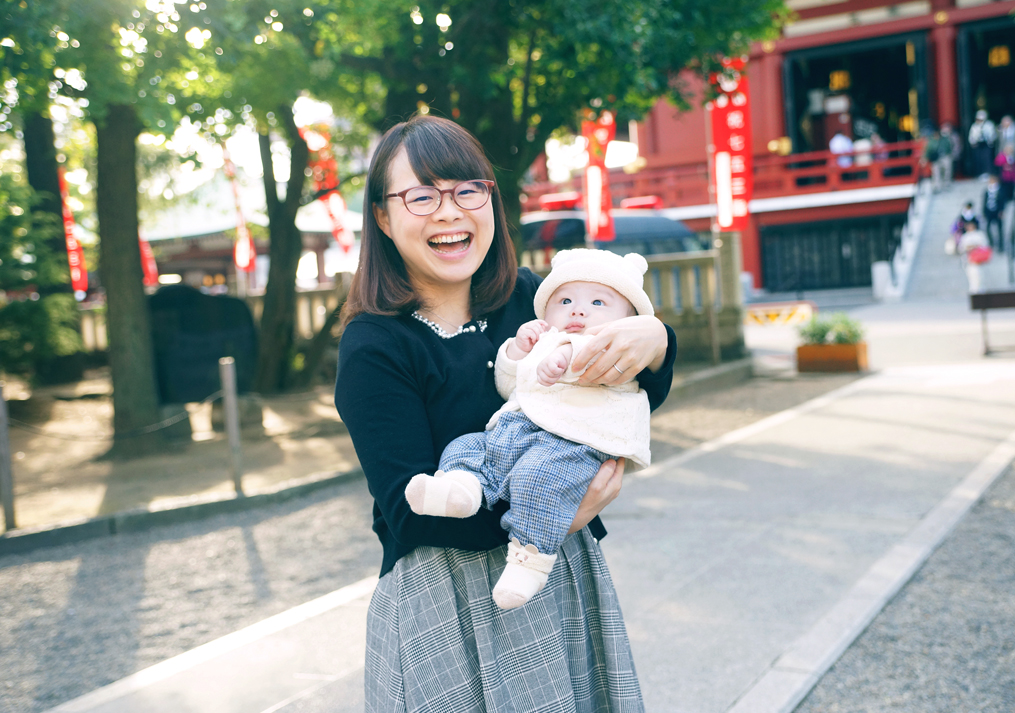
[527,0,1015,294]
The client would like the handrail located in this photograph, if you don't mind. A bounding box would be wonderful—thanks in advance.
[522,139,924,213]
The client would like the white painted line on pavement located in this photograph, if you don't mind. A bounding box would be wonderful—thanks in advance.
[45,576,378,713]
[636,377,869,479]
[725,428,1015,713]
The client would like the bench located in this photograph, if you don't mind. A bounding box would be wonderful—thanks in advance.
[970,291,1015,355]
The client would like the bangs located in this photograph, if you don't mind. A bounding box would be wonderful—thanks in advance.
[401,118,495,185]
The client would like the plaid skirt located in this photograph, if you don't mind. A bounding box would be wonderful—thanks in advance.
[364,528,644,713]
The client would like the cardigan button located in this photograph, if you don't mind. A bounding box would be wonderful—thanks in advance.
[487,361,494,368]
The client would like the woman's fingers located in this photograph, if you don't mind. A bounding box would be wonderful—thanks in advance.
[568,458,626,533]
[572,316,668,385]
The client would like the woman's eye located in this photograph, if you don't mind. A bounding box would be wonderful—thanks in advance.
[592,299,604,306]
[561,298,571,305]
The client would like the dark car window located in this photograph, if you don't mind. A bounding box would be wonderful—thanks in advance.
[522,212,706,255]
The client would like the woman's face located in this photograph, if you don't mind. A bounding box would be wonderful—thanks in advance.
[373,147,495,298]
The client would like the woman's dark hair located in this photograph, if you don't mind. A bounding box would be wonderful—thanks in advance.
[341,115,517,327]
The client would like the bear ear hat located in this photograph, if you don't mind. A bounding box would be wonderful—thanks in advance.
[532,248,656,319]
[623,252,648,276]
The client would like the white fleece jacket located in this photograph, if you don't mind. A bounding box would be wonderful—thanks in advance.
[487,328,652,469]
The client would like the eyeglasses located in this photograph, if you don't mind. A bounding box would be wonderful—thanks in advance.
[385,180,495,216]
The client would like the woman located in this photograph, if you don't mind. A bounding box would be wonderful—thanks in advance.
[335,114,676,712]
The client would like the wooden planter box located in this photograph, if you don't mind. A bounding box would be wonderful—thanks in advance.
[796,342,868,372]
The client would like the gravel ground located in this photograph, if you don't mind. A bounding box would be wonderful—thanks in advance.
[796,463,1015,713]
[0,372,876,713]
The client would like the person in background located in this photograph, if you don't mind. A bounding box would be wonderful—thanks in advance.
[982,174,1006,253]
[870,132,889,162]
[952,202,980,240]
[922,130,945,192]
[968,110,997,179]
[997,115,1015,152]
[939,123,960,187]
[829,131,854,168]
[995,143,1015,206]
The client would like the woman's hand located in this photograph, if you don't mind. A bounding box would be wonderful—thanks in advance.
[571,315,668,386]
[568,458,625,534]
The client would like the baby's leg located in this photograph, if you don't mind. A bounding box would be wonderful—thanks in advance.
[492,436,607,609]
[405,432,485,518]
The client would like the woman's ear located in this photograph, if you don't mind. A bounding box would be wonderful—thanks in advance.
[373,203,392,238]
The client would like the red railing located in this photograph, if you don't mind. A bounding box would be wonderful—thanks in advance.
[521,140,924,213]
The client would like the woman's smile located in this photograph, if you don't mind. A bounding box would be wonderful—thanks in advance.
[428,231,473,255]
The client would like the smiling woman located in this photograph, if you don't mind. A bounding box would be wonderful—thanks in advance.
[334,114,676,712]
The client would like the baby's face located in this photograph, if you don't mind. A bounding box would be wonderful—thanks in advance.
[543,281,635,334]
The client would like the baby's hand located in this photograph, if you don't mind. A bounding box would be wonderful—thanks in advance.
[537,350,569,386]
[513,319,548,354]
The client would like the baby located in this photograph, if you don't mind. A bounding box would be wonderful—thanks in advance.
[405,249,653,609]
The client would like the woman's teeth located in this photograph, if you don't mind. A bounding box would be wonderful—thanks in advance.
[428,233,470,244]
[428,233,471,253]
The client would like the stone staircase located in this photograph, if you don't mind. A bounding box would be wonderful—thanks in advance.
[905,179,1014,300]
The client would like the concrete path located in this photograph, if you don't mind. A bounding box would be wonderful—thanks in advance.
[44,359,1015,712]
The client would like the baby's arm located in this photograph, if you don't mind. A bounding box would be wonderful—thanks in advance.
[536,343,574,387]
[505,319,548,361]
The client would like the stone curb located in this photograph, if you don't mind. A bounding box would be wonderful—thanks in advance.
[0,468,363,558]
[0,358,752,560]
[670,357,753,400]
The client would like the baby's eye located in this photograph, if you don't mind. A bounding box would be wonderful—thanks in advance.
[592,299,604,306]
[561,298,572,305]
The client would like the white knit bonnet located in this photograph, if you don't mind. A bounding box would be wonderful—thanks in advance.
[533,248,654,319]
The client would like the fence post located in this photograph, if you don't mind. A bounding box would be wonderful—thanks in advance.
[218,358,245,497]
[0,383,16,531]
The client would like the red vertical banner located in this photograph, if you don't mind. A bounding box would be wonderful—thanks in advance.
[58,169,88,296]
[582,111,616,242]
[300,125,352,252]
[222,148,257,273]
[139,237,158,287]
[707,57,753,232]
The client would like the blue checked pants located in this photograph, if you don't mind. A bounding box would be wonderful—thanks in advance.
[439,411,611,554]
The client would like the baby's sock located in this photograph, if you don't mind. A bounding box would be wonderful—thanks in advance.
[492,538,557,609]
[405,469,483,518]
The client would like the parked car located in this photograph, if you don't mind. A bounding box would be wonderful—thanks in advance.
[519,209,708,259]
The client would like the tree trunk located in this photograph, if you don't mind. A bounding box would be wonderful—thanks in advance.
[253,107,310,393]
[95,103,163,456]
[23,109,72,296]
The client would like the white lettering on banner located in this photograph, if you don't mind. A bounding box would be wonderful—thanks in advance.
[727,111,745,129]
[732,92,747,106]
[729,134,746,151]
[586,165,603,239]
[731,177,747,196]
[715,151,733,228]
[731,155,746,173]
[733,199,748,217]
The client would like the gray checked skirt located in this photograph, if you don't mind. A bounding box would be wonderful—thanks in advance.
[365,528,644,713]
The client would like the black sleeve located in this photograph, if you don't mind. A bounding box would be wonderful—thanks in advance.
[335,321,509,552]
[637,324,677,411]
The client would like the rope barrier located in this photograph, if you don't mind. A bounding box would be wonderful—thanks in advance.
[7,390,224,442]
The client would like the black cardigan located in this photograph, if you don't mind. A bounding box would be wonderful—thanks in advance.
[335,268,677,576]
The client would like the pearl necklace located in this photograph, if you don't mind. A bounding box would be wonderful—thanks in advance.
[412,311,487,339]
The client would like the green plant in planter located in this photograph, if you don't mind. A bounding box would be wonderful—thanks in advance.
[798,313,865,345]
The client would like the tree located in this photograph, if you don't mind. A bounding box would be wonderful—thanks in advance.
[0,171,83,381]
[333,0,785,237]
[1,0,71,295]
[3,0,217,454]
[208,0,382,393]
